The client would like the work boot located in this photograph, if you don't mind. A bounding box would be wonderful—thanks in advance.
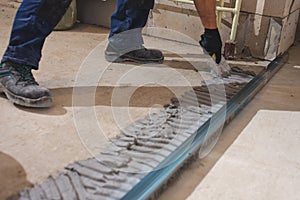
[0,62,52,108]
[105,44,164,64]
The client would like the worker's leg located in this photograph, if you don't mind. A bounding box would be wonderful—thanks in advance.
[109,0,153,35]
[1,0,72,69]
[109,0,150,49]
[193,0,222,64]
[0,0,72,108]
[106,0,163,63]
[109,5,149,51]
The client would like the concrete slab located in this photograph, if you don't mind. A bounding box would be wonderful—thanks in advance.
[187,110,300,200]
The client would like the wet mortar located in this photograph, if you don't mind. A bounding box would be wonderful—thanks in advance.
[15,68,256,200]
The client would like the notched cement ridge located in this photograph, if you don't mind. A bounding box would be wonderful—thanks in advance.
[16,69,255,200]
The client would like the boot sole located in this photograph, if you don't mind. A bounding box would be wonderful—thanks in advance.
[105,53,164,64]
[0,84,52,108]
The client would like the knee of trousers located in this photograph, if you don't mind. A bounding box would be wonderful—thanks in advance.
[126,0,154,9]
[37,0,73,27]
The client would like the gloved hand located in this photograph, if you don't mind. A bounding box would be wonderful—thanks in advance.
[200,28,222,64]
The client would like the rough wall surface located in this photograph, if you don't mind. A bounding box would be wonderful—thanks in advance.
[74,0,299,59]
[149,0,300,60]
[147,0,202,42]
[236,0,300,60]
[77,0,117,28]
[297,13,300,41]
[241,0,299,18]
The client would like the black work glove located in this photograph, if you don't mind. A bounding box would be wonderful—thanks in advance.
[200,28,222,64]
[126,0,154,9]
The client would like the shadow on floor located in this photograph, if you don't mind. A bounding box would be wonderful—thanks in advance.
[12,86,191,116]
[2,58,207,115]
[0,152,32,200]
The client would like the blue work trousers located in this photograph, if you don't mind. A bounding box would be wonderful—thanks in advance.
[1,0,150,69]
[109,0,150,53]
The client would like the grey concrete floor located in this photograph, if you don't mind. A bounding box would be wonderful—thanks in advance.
[0,3,252,199]
[0,4,109,199]
[0,1,299,200]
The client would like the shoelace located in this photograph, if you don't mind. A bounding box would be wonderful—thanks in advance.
[0,63,11,78]
[14,65,38,86]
